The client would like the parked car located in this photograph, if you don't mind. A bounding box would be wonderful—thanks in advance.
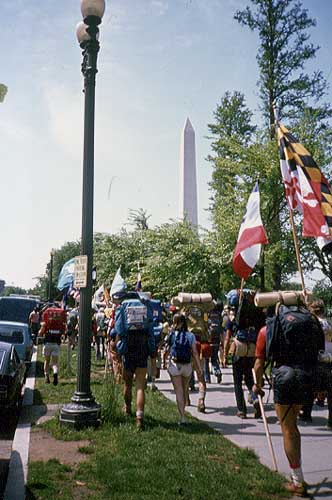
[0,341,25,410]
[0,321,33,365]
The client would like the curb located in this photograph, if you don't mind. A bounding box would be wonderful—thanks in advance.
[3,346,37,500]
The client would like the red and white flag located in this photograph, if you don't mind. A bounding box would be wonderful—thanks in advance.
[233,182,269,279]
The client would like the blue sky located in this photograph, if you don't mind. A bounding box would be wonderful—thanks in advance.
[0,0,331,289]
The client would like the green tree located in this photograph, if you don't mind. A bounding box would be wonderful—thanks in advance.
[208,0,332,289]
[127,208,151,231]
[234,0,329,131]
[0,285,27,297]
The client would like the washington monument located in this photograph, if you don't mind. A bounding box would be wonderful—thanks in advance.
[179,117,198,226]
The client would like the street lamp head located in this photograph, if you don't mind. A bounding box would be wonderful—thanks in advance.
[81,0,105,25]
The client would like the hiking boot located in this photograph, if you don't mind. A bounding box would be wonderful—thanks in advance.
[197,399,205,413]
[236,411,247,419]
[136,417,144,431]
[217,373,222,384]
[45,375,50,384]
[253,400,261,419]
[53,373,58,386]
[284,481,308,497]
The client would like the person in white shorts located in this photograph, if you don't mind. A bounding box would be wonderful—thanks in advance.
[167,313,203,424]
[40,321,61,385]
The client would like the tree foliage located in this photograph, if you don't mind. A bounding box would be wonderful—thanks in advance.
[207,0,332,290]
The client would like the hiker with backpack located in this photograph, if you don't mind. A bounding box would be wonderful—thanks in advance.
[167,313,204,425]
[299,299,332,427]
[224,290,264,419]
[253,300,325,497]
[114,292,157,430]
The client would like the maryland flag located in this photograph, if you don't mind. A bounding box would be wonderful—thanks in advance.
[276,121,332,248]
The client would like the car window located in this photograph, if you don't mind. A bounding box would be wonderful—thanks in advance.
[0,329,24,344]
[0,298,39,323]
[0,349,5,371]
[13,349,21,365]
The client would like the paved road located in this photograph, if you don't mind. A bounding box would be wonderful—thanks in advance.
[156,366,332,500]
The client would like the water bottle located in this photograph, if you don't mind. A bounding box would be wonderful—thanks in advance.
[318,350,332,363]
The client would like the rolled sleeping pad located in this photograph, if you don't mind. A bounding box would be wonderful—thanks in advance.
[176,292,213,304]
[254,290,313,308]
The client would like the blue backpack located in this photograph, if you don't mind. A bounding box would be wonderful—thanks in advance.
[150,299,163,346]
[169,330,192,364]
[115,298,155,356]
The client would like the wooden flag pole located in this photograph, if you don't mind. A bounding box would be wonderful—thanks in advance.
[273,103,306,296]
[289,209,306,295]
[239,277,245,303]
[252,369,278,472]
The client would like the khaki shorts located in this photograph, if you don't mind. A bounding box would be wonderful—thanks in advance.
[168,359,192,378]
[43,343,60,357]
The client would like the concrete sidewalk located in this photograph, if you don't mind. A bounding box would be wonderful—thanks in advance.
[156,367,332,500]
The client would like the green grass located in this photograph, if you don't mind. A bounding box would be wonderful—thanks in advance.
[28,345,290,500]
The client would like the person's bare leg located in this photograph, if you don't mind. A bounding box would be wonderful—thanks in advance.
[275,403,306,492]
[135,367,147,429]
[182,375,191,410]
[51,354,59,385]
[170,375,186,419]
[44,354,50,382]
[122,368,134,414]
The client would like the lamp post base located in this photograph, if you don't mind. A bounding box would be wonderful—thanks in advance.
[59,400,101,429]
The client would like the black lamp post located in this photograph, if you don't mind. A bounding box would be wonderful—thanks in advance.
[48,249,55,302]
[60,0,105,428]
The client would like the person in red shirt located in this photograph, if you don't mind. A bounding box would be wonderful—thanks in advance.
[254,322,307,497]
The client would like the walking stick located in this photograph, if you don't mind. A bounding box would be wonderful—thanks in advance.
[252,368,278,472]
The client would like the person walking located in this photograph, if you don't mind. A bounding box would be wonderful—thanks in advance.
[299,299,332,427]
[167,313,203,424]
[114,294,157,430]
[224,304,261,419]
[253,303,325,497]
[29,307,40,345]
[39,306,66,385]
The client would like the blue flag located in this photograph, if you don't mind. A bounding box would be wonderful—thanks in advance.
[110,267,127,296]
[57,258,75,291]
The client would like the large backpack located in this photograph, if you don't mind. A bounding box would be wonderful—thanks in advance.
[229,290,265,356]
[169,330,192,364]
[266,304,325,367]
[114,298,155,356]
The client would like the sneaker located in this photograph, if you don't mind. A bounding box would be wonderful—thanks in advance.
[136,417,144,431]
[237,411,247,419]
[217,373,222,384]
[178,416,187,426]
[53,373,58,386]
[45,375,50,384]
[253,400,262,419]
[284,481,308,497]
